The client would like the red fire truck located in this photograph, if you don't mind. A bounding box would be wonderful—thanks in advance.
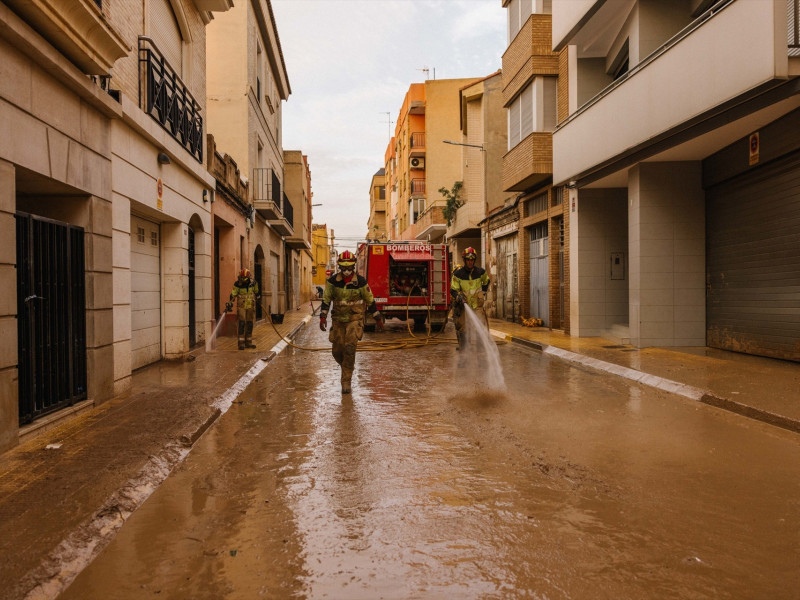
[356,241,450,332]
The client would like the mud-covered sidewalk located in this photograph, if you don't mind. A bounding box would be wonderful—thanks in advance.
[1,305,798,599]
[0,306,314,600]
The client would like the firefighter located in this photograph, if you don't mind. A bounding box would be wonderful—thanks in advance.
[319,250,384,394]
[450,247,490,349]
[226,268,259,350]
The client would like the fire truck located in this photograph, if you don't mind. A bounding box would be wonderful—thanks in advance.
[356,241,450,332]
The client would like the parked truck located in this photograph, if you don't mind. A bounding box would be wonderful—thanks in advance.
[356,241,450,332]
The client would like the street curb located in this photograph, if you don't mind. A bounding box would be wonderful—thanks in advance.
[500,333,800,435]
[18,316,314,600]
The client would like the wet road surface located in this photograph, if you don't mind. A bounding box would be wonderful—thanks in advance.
[60,322,800,599]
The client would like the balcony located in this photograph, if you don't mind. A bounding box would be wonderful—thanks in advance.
[371,199,387,213]
[447,198,483,238]
[410,178,426,196]
[252,168,283,220]
[502,14,559,106]
[553,0,794,184]
[410,132,425,157]
[503,132,553,192]
[6,0,129,75]
[415,205,446,241]
[139,37,203,162]
[269,192,293,236]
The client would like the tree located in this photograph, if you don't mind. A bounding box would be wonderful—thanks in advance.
[439,181,464,227]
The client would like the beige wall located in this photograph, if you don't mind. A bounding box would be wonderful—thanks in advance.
[628,162,705,347]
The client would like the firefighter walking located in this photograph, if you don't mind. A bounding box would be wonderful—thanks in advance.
[319,251,384,394]
[450,247,490,350]
[226,269,260,350]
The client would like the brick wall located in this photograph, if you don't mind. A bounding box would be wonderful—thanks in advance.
[502,15,559,107]
[557,47,569,124]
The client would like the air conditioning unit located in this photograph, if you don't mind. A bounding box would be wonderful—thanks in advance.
[410,157,425,169]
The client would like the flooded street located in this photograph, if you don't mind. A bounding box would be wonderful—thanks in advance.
[60,323,800,599]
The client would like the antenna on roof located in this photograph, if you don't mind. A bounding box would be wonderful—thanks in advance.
[417,66,430,80]
[380,111,394,137]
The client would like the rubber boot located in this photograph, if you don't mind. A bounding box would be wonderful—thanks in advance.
[246,321,256,348]
[341,369,352,394]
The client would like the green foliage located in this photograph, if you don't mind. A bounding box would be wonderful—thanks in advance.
[439,181,464,226]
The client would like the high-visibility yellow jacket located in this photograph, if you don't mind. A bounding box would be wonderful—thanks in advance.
[321,273,378,323]
[230,278,259,311]
[451,266,489,309]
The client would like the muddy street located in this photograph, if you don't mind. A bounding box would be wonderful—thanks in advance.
[60,322,800,599]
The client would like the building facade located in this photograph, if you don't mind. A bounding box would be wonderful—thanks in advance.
[553,0,800,360]
[0,0,231,453]
[311,223,333,289]
[283,150,313,307]
[444,72,507,316]
[500,0,566,328]
[391,79,478,243]
[206,0,291,320]
[366,168,387,241]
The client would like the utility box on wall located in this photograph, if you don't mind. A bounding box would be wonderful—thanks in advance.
[611,252,625,280]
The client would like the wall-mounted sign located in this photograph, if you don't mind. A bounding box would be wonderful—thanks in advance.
[157,178,164,211]
[749,132,759,166]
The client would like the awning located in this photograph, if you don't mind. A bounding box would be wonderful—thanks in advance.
[390,250,433,261]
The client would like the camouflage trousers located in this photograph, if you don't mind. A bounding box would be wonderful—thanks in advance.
[329,319,364,389]
[237,307,255,348]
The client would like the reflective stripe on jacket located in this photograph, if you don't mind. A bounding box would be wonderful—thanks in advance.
[321,273,377,323]
[230,279,259,311]
[451,266,489,309]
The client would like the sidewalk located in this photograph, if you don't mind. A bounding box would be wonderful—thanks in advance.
[0,305,314,600]
[487,318,800,434]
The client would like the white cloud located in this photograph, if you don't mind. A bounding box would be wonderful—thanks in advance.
[271,0,505,246]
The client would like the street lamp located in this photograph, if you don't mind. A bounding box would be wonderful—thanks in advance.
[443,140,485,151]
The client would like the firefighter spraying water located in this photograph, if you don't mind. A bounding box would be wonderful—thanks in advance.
[450,247,490,350]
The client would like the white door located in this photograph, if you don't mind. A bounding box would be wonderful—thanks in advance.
[131,215,161,370]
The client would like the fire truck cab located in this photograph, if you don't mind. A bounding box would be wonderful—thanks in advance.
[356,241,450,331]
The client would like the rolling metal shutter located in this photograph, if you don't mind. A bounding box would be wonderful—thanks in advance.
[148,0,182,76]
[706,150,800,362]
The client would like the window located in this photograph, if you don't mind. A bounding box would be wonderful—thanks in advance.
[151,230,159,246]
[507,0,550,42]
[137,227,145,244]
[409,197,425,224]
[507,77,556,150]
[525,192,548,217]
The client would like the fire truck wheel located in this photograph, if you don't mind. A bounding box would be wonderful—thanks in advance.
[412,316,427,330]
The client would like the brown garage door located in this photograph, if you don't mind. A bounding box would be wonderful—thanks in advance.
[706,150,800,362]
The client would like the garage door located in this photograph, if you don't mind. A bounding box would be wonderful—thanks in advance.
[706,150,800,362]
[131,215,162,370]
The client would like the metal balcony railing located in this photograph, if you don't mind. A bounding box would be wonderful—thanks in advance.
[790,0,800,55]
[410,132,425,149]
[138,37,203,162]
[253,168,282,206]
[411,178,426,195]
[282,192,294,229]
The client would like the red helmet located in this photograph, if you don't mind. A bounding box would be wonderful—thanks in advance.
[338,250,356,267]
[462,247,477,260]
[239,268,251,279]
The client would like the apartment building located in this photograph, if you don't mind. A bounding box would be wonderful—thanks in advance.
[0,0,231,452]
[283,150,313,307]
[553,0,800,361]
[206,133,249,327]
[384,138,399,239]
[311,223,333,288]
[499,0,566,328]
[392,79,478,243]
[366,168,387,241]
[206,0,291,320]
[443,72,507,315]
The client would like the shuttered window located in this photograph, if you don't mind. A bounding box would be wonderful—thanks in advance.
[149,0,183,76]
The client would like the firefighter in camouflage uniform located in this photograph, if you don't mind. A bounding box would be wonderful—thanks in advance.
[319,250,384,394]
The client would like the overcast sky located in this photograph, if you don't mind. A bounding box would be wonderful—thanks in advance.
[271,0,506,253]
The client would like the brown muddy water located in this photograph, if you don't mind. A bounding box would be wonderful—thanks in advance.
[60,324,800,599]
